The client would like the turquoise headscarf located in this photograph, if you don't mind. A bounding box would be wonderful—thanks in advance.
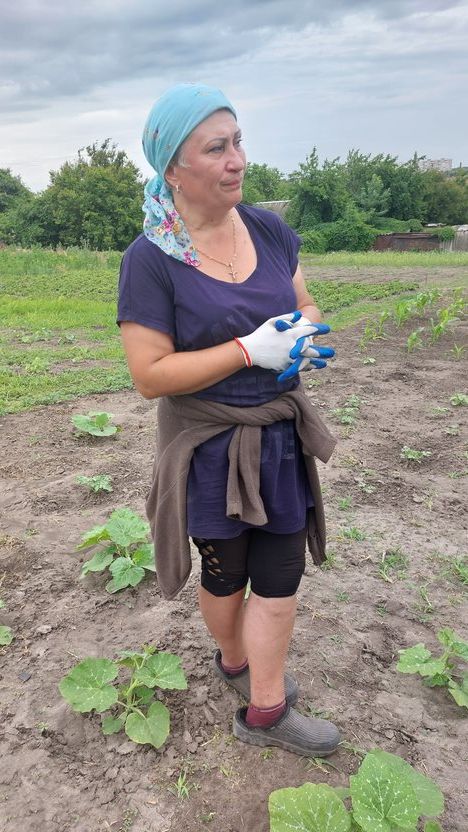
[141,83,237,264]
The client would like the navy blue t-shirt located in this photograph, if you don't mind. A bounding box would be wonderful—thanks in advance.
[118,203,312,537]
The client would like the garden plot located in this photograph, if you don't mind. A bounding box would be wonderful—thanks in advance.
[0,287,467,832]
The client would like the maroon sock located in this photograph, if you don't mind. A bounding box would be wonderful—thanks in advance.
[220,657,249,676]
[246,699,287,728]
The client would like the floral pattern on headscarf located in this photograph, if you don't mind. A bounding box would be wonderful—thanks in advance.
[143,176,200,266]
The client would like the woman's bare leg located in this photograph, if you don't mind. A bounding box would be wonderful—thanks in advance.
[242,591,296,707]
[197,585,246,667]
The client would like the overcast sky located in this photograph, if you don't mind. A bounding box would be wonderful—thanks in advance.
[1,0,466,191]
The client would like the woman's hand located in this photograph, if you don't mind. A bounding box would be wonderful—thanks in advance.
[273,313,335,382]
[235,313,326,372]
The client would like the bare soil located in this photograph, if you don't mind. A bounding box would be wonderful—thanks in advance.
[0,309,467,832]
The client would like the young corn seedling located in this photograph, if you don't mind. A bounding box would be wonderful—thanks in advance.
[77,507,155,592]
[59,644,187,749]
[0,599,13,647]
[400,445,432,465]
[398,628,468,710]
[393,300,414,327]
[168,768,198,799]
[429,316,452,344]
[268,749,444,832]
[406,327,425,353]
[72,411,119,437]
[76,474,113,493]
[449,344,465,360]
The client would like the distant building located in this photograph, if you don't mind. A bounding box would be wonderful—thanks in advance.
[419,158,452,172]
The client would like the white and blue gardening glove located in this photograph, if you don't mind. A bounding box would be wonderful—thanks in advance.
[274,313,335,382]
[235,313,324,373]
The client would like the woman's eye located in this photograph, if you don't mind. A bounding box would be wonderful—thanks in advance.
[209,145,224,153]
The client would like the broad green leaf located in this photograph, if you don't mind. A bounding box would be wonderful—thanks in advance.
[91,412,114,429]
[424,822,442,832]
[72,413,117,436]
[448,677,468,708]
[132,544,156,571]
[125,701,170,748]
[369,751,444,818]
[437,628,456,648]
[0,625,13,645]
[133,685,154,706]
[334,788,351,800]
[101,714,126,735]
[350,750,421,831]
[105,508,150,547]
[269,783,351,832]
[424,672,452,687]
[59,658,118,713]
[448,637,468,661]
[397,644,433,673]
[105,558,145,593]
[0,599,5,609]
[81,546,115,575]
[417,659,450,679]
[77,524,111,549]
[133,652,187,690]
[117,645,156,668]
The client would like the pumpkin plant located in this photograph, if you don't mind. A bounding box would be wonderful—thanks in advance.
[59,645,187,749]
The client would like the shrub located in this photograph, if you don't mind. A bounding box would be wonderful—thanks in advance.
[300,229,328,253]
[429,226,456,241]
[324,215,377,252]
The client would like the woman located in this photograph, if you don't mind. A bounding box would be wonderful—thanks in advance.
[118,83,340,757]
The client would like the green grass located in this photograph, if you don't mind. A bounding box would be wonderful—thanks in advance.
[305,279,417,314]
[300,250,468,267]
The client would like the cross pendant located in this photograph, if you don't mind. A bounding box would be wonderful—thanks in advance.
[228,262,237,281]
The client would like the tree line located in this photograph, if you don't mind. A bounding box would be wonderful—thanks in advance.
[1,139,467,251]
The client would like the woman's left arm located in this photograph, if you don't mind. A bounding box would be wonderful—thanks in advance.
[292,265,322,323]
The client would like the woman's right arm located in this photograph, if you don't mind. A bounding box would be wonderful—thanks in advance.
[120,321,245,398]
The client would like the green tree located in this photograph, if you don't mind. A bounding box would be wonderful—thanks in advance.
[287,149,350,230]
[242,163,291,204]
[422,170,468,224]
[1,140,145,249]
[44,140,145,249]
[356,173,390,222]
[0,168,33,214]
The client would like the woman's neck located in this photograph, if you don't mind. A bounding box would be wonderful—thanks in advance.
[174,198,236,234]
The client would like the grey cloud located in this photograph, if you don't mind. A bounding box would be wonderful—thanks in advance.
[1,0,464,114]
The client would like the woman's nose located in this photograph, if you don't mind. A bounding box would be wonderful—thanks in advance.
[226,144,244,170]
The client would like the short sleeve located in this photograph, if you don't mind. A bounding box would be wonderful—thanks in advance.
[272,214,302,276]
[240,205,302,277]
[117,238,176,337]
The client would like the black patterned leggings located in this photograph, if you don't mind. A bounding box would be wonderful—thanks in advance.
[192,527,307,598]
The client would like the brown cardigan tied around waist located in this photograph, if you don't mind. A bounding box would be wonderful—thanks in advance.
[146,387,337,600]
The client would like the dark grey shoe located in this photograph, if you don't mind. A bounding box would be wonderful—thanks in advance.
[233,704,340,757]
[213,650,299,706]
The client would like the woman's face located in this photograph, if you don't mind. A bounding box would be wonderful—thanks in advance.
[168,110,246,211]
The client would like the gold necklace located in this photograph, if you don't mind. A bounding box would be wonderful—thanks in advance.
[195,215,238,281]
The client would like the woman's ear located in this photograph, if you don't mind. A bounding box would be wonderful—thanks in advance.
[164,163,178,190]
